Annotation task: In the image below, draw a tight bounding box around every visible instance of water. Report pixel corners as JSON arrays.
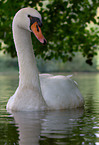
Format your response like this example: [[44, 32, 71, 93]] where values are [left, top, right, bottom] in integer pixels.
[[0, 72, 99, 145]]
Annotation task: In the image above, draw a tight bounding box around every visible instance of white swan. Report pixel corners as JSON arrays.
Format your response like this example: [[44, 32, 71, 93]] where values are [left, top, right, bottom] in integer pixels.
[[7, 7, 84, 111]]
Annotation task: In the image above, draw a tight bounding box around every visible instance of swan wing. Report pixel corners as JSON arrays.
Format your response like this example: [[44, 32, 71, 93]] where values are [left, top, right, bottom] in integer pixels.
[[40, 75, 84, 110]]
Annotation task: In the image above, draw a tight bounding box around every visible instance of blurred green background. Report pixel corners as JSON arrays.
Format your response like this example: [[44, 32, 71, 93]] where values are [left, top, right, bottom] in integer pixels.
[[0, 0, 99, 73]]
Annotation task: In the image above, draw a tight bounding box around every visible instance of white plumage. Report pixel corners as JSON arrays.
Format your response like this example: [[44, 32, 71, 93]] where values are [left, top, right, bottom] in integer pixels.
[[7, 8, 84, 111]]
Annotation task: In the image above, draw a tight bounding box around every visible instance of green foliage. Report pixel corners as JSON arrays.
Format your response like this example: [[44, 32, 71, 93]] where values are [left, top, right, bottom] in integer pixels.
[[0, 0, 99, 65]]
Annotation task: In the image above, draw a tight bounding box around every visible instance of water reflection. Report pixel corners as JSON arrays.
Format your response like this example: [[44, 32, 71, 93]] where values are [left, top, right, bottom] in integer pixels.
[[12, 109, 84, 145], [12, 111, 41, 145], [0, 73, 99, 144]]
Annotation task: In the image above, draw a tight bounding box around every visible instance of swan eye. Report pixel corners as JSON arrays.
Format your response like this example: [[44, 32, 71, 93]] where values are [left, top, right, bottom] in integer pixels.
[[28, 14, 31, 18]]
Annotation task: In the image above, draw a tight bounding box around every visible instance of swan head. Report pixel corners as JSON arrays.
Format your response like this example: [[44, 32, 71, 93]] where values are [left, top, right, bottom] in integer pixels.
[[13, 7, 47, 44]]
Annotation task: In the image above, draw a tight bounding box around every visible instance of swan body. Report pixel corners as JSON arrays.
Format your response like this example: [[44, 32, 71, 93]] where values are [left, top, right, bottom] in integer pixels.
[[7, 8, 84, 111]]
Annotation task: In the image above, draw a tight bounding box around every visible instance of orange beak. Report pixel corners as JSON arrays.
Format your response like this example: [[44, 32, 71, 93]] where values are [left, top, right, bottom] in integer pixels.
[[31, 22, 47, 45]]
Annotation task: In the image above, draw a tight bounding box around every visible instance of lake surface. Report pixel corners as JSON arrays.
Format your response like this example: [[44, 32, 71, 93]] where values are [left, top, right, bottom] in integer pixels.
[[0, 72, 99, 145]]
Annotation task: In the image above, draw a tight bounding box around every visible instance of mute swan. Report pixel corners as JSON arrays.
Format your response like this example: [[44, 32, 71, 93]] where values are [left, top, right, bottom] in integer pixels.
[[7, 7, 84, 111]]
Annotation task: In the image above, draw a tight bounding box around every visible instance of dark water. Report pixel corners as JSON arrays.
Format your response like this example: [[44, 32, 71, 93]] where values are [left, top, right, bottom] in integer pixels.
[[0, 72, 99, 145]]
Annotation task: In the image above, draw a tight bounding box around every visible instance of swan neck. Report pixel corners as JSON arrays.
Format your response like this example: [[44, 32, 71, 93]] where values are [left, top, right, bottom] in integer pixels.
[[13, 24, 40, 89]]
